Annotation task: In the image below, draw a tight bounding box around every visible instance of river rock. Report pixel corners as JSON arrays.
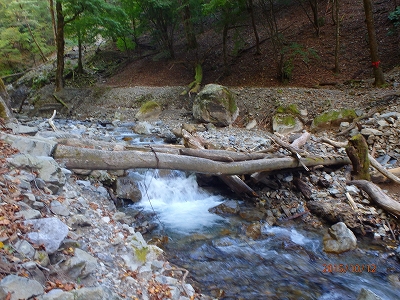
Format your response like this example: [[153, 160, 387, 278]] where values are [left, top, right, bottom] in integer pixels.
[[323, 222, 357, 254], [0, 275, 44, 300], [61, 248, 98, 281], [14, 239, 36, 259], [114, 176, 142, 202], [272, 113, 304, 135], [0, 132, 57, 156], [356, 288, 382, 300], [25, 217, 69, 254], [209, 200, 240, 215], [7, 154, 66, 193], [193, 84, 239, 126], [311, 109, 357, 132], [135, 100, 162, 120]]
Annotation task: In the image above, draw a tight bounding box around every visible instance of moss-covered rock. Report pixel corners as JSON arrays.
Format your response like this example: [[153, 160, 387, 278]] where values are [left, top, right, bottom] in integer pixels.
[[272, 113, 304, 134], [135, 100, 162, 120], [311, 109, 357, 132], [193, 84, 239, 126]]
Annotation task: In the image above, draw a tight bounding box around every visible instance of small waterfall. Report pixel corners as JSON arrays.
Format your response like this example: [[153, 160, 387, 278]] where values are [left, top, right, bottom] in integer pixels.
[[131, 170, 226, 234]]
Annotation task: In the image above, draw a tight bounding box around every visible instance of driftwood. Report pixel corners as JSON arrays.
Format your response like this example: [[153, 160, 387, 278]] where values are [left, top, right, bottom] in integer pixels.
[[179, 148, 268, 162], [48, 110, 58, 132], [53, 144, 351, 175], [349, 180, 400, 217], [320, 137, 400, 185], [182, 129, 259, 198], [290, 132, 311, 149], [345, 134, 370, 180]]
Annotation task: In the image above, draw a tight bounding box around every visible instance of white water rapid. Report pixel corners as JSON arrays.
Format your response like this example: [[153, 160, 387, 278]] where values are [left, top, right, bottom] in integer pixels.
[[131, 170, 227, 234]]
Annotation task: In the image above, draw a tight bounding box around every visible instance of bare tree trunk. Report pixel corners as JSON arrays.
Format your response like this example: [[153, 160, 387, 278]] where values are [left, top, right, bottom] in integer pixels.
[[55, 1, 65, 92], [248, 0, 261, 54], [334, 0, 340, 73], [48, 0, 57, 45], [222, 24, 229, 74], [179, 0, 197, 50], [76, 29, 84, 74], [362, 0, 385, 86]]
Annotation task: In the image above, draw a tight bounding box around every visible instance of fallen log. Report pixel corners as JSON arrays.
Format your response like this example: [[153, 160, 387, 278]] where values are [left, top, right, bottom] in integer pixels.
[[53, 144, 351, 175], [179, 148, 268, 162], [349, 180, 400, 217], [182, 129, 259, 198]]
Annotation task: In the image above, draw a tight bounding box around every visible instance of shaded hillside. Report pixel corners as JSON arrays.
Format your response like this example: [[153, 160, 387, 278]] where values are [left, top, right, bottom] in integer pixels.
[[105, 0, 400, 88]]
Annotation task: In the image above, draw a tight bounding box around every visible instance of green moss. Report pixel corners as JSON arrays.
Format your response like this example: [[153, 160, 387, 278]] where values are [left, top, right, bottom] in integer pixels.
[[275, 114, 296, 126], [276, 104, 300, 115], [0, 103, 7, 119], [135, 247, 148, 263], [224, 88, 237, 114], [139, 100, 160, 114], [313, 109, 357, 127]]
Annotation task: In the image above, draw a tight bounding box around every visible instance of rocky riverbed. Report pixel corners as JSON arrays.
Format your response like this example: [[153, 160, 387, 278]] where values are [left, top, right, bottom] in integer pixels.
[[1, 83, 400, 299]]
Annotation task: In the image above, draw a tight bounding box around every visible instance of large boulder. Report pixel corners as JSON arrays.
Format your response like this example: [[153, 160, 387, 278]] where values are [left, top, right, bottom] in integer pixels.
[[323, 222, 357, 254], [0, 95, 13, 121], [193, 84, 239, 126], [311, 109, 357, 132]]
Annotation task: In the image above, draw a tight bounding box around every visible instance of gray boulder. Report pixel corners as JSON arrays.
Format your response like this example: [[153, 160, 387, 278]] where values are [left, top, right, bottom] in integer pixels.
[[61, 248, 98, 280], [193, 84, 239, 126], [323, 222, 357, 254], [115, 176, 142, 202], [0, 133, 57, 156], [272, 113, 304, 135], [0, 275, 44, 300], [7, 153, 66, 193], [25, 217, 69, 254]]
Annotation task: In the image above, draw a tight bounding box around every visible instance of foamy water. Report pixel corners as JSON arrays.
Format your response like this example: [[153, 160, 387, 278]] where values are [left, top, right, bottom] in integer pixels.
[[132, 170, 226, 234]]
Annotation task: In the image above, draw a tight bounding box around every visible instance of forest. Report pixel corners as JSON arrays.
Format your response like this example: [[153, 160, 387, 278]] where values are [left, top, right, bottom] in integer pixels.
[[1, 0, 400, 89]]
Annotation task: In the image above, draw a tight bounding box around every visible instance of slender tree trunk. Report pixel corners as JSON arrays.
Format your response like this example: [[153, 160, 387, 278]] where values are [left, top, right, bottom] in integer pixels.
[[55, 1, 65, 92], [48, 0, 57, 45], [180, 0, 197, 50], [334, 0, 340, 73], [362, 0, 385, 86], [310, 0, 320, 36], [77, 29, 84, 74], [22, 12, 48, 63], [248, 0, 261, 54], [222, 23, 229, 74]]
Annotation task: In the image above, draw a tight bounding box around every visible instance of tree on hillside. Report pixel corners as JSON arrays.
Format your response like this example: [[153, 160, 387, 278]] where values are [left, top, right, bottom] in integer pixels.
[[135, 0, 180, 59], [0, 0, 54, 76], [296, 0, 321, 36], [179, 0, 198, 50], [362, 0, 385, 86], [65, 2, 129, 74], [203, 0, 248, 74], [54, 0, 130, 91]]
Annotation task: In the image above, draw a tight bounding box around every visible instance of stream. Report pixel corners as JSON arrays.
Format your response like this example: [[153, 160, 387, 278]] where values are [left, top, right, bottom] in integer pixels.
[[49, 119, 400, 299], [123, 170, 400, 300]]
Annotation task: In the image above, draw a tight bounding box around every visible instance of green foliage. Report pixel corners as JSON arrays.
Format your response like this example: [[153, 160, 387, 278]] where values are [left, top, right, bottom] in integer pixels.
[[0, 0, 55, 76], [280, 42, 319, 82], [116, 37, 136, 52], [135, 247, 148, 263], [139, 100, 160, 113], [388, 6, 400, 34], [276, 103, 300, 115]]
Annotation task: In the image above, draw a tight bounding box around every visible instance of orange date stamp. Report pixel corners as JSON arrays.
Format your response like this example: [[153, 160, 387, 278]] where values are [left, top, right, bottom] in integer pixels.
[[322, 263, 376, 274]]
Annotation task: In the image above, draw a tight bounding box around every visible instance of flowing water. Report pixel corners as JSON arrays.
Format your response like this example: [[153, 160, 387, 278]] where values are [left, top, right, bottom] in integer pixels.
[[125, 170, 400, 300]]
